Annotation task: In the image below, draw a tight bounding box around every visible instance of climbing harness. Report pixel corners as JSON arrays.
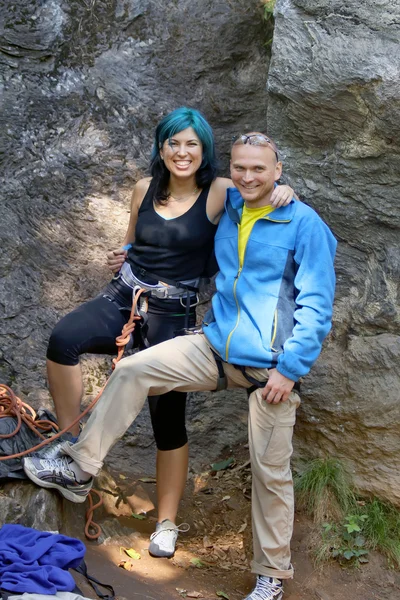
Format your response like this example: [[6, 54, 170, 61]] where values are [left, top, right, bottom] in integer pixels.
[[211, 352, 301, 396], [119, 261, 200, 330]]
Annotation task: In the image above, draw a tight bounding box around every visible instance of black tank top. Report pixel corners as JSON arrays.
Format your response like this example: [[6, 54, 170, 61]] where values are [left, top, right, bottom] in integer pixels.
[[127, 179, 218, 281]]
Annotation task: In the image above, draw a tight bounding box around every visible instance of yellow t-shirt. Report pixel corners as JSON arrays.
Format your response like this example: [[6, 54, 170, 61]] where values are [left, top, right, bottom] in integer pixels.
[[238, 204, 275, 267]]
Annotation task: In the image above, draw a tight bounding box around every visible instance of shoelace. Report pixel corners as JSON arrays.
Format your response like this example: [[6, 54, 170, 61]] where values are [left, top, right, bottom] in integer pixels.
[[149, 522, 190, 541], [250, 577, 283, 600], [40, 455, 72, 473], [39, 435, 70, 458]]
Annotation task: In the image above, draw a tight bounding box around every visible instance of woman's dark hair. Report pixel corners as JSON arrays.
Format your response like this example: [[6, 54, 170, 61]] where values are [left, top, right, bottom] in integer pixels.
[[150, 107, 218, 205]]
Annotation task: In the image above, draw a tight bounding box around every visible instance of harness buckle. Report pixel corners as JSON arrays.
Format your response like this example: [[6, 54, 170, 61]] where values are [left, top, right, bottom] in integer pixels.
[[151, 287, 170, 299], [179, 293, 199, 308]]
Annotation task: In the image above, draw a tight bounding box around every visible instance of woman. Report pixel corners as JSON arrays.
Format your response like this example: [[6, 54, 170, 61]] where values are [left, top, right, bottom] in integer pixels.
[[44, 107, 294, 557]]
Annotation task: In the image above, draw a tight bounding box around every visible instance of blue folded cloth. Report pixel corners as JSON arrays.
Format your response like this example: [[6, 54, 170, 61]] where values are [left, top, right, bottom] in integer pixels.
[[0, 524, 85, 595]]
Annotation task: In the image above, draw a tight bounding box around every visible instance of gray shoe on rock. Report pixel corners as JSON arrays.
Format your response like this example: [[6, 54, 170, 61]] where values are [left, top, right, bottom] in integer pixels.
[[243, 576, 283, 600], [22, 455, 92, 503], [148, 519, 190, 558], [35, 432, 78, 459]]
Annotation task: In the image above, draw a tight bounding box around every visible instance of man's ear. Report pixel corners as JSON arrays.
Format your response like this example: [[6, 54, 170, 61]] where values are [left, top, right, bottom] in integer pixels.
[[274, 161, 283, 181]]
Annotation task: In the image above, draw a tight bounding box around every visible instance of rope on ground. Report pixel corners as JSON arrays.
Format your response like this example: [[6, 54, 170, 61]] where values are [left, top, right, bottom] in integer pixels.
[[0, 384, 57, 440], [0, 287, 145, 541], [85, 489, 104, 540]]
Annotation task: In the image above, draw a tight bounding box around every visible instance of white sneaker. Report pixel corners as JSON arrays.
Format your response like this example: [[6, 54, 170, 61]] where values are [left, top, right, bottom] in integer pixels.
[[243, 576, 283, 600], [148, 519, 190, 558]]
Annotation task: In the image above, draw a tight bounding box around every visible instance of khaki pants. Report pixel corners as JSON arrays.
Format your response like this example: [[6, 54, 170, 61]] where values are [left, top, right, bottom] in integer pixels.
[[63, 333, 300, 579]]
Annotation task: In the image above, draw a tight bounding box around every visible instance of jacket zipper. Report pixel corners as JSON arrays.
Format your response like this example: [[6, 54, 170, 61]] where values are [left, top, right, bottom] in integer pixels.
[[225, 218, 251, 360], [270, 309, 278, 351], [225, 267, 241, 360], [263, 216, 291, 223]]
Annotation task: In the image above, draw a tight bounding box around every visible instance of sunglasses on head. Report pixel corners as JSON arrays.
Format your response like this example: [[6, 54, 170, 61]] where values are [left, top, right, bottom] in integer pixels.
[[232, 134, 279, 161]]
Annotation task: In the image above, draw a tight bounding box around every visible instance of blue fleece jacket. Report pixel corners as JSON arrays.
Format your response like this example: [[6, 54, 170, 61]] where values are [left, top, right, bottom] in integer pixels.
[[203, 188, 337, 381], [0, 524, 85, 595]]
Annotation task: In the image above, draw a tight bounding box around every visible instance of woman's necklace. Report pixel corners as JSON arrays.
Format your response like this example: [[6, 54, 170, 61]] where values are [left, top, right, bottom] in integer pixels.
[[168, 187, 199, 202]]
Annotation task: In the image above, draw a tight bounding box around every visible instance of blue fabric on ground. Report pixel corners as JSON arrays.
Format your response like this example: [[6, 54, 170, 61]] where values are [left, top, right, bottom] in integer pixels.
[[0, 524, 85, 595]]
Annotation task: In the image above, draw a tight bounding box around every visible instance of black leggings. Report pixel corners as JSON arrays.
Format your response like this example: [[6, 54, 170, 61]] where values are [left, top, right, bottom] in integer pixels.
[[46, 278, 195, 451]]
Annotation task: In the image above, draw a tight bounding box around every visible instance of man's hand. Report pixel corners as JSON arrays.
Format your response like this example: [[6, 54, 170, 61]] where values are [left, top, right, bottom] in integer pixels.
[[106, 248, 127, 273], [270, 184, 294, 208], [261, 368, 295, 404]]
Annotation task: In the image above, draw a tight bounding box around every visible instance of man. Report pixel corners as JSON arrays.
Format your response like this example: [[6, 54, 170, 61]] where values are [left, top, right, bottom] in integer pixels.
[[24, 133, 336, 600]]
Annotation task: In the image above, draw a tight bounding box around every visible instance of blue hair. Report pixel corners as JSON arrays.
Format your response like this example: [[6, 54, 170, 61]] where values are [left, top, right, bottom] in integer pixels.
[[150, 107, 218, 204]]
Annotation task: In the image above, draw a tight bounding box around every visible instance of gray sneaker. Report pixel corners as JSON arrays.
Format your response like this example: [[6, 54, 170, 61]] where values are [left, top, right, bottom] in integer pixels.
[[35, 432, 78, 460], [243, 576, 283, 600], [148, 519, 190, 558], [22, 455, 92, 503]]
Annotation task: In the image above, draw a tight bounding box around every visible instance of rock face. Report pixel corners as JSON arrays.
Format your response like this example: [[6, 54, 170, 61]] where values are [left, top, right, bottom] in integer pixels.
[[268, 0, 400, 504], [0, 0, 268, 473], [0, 0, 399, 506]]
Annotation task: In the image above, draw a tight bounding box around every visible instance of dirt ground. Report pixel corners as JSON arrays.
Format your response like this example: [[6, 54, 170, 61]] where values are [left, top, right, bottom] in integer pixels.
[[73, 445, 400, 600]]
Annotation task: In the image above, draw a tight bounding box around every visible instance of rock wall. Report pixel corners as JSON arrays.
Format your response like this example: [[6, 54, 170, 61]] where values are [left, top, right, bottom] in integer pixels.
[[0, 0, 271, 473], [268, 0, 400, 504], [1, 0, 399, 504]]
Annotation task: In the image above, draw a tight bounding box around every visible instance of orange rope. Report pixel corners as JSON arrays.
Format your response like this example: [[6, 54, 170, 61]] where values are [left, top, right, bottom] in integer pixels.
[[0, 385, 57, 440], [0, 287, 146, 540], [85, 489, 104, 540]]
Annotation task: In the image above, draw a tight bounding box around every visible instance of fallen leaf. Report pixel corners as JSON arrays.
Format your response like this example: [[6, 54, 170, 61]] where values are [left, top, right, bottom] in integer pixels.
[[238, 520, 248, 533], [118, 560, 133, 570], [203, 535, 213, 548], [138, 477, 157, 483], [187, 592, 203, 598], [221, 495, 231, 502], [120, 547, 141, 560], [216, 592, 230, 600], [213, 547, 227, 560], [190, 558, 204, 568], [176, 589, 187, 597], [119, 474, 127, 480], [131, 512, 147, 520], [210, 457, 235, 472]]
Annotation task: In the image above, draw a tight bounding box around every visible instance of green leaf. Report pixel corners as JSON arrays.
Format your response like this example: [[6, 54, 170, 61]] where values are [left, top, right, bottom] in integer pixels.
[[210, 457, 235, 472], [190, 558, 204, 568], [343, 550, 355, 560], [131, 513, 146, 520], [354, 535, 366, 547], [358, 556, 369, 563], [216, 592, 230, 600], [345, 523, 361, 533]]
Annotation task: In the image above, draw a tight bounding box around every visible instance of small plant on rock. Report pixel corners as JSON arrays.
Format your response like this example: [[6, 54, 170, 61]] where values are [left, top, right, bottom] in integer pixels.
[[317, 515, 369, 567], [295, 457, 400, 569], [262, 0, 276, 21], [295, 458, 356, 523]]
